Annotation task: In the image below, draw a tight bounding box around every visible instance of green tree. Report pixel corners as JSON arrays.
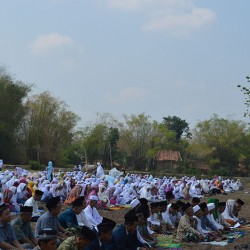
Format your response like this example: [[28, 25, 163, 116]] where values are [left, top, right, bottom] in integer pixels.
[[162, 116, 191, 142], [21, 91, 79, 164], [78, 124, 119, 167], [117, 113, 153, 169], [189, 114, 250, 175], [237, 76, 250, 117], [0, 67, 31, 162], [117, 113, 176, 170]]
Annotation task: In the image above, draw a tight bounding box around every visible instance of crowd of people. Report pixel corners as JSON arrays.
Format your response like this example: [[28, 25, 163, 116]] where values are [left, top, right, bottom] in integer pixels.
[[0, 161, 246, 250]]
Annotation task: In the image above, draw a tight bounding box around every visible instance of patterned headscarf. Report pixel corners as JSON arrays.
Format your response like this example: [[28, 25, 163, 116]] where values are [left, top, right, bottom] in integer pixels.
[[3, 189, 13, 203]]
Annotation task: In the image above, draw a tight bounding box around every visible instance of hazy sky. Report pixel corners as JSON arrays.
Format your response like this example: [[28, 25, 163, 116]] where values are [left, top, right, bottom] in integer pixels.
[[1, 0, 249, 129]]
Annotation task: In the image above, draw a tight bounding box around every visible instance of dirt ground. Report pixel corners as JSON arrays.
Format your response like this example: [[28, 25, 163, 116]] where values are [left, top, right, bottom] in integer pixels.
[[99, 178, 250, 250]]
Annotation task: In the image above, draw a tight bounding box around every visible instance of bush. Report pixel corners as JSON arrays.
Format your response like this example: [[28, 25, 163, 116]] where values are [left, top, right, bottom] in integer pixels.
[[29, 160, 40, 170]]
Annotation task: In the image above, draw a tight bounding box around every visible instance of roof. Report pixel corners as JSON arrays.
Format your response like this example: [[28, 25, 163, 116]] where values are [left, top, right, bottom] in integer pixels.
[[156, 150, 181, 161]]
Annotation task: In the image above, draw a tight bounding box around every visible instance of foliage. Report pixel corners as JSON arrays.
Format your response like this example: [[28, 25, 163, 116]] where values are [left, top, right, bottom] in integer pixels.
[[189, 114, 250, 175], [75, 115, 120, 167], [116, 114, 177, 169], [0, 67, 31, 162], [237, 76, 250, 117], [162, 116, 191, 142], [20, 91, 79, 164], [29, 160, 40, 170]]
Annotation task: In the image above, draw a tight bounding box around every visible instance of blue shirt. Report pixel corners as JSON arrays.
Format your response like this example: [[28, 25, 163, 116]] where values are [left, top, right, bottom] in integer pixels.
[[35, 211, 60, 237], [0, 222, 17, 244], [58, 208, 78, 229]]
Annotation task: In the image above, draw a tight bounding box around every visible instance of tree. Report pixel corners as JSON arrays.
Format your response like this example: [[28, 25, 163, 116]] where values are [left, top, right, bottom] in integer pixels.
[[189, 114, 250, 175], [77, 123, 119, 167], [117, 113, 176, 169], [237, 76, 250, 117], [117, 113, 154, 169], [21, 91, 79, 164], [162, 116, 191, 142], [0, 67, 31, 162]]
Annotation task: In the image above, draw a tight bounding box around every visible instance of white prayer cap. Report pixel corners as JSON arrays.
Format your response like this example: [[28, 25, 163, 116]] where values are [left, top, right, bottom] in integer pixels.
[[207, 203, 215, 211], [130, 198, 140, 208], [193, 205, 201, 213], [90, 195, 99, 201]]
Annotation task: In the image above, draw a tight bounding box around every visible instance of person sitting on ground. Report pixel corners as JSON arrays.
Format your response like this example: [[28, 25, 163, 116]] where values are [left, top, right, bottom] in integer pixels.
[[217, 202, 231, 229], [136, 210, 157, 248], [59, 196, 85, 234], [17, 183, 31, 205], [133, 200, 156, 248], [35, 196, 73, 244], [41, 184, 52, 203], [155, 200, 172, 234], [33, 229, 57, 250], [58, 225, 96, 250], [191, 197, 200, 207], [221, 199, 240, 225], [83, 195, 103, 230], [206, 203, 224, 231], [233, 199, 245, 223], [176, 203, 204, 242], [193, 205, 213, 241], [198, 202, 217, 231], [85, 217, 117, 250], [24, 189, 44, 222], [112, 210, 147, 250], [148, 202, 161, 233], [0, 203, 25, 250], [11, 206, 37, 249], [162, 203, 179, 231], [97, 185, 110, 209], [175, 200, 186, 226]]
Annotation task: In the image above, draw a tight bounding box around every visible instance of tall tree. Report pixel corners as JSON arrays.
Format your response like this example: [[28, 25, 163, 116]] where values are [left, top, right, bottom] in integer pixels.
[[0, 67, 31, 162], [189, 114, 250, 175], [162, 116, 191, 142], [21, 91, 79, 164], [237, 76, 250, 117]]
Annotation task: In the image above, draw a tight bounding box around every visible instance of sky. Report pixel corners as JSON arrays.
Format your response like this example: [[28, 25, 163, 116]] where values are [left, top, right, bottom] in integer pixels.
[[0, 0, 250, 129]]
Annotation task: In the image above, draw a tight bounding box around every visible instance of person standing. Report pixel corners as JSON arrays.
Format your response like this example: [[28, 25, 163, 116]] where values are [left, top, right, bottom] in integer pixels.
[[47, 161, 54, 182]]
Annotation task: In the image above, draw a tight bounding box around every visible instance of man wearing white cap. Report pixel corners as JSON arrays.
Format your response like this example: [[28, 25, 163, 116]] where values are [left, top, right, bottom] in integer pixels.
[[206, 203, 224, 231], [193, 205, 210, 237], [130, 198, 140, 209], [83, 195, 103, 230]]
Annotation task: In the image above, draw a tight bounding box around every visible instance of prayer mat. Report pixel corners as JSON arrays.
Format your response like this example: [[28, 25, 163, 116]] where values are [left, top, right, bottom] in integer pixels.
[[107, 205, 125, 211], [157, 235, 182, 249], [227, 231, 245, 243], [200, 241, 228, 246]]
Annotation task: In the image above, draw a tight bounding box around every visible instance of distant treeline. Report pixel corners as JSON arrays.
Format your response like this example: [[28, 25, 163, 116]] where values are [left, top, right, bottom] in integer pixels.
[[1, 67, 250, 176]]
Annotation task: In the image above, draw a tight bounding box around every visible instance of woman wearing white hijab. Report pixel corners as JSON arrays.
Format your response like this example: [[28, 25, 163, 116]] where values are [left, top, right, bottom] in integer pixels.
[[222, 199, 238, 224], [97, 185, 110, 208], [9, 186, 20, 213], [41, 184, 52, 202], [140, 185, 152, 201], [16, 183, 29, 204]]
